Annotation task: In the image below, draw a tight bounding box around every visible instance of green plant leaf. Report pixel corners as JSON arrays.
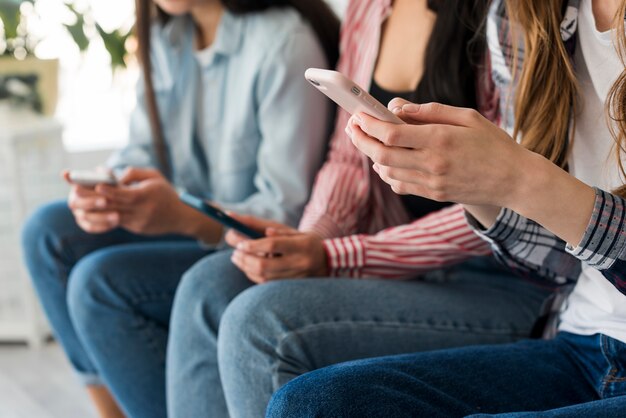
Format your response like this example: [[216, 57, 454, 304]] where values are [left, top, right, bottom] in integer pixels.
[[0, 0, 24, 40], [96, 23, 131, 69], [63, 3, 89, 51]]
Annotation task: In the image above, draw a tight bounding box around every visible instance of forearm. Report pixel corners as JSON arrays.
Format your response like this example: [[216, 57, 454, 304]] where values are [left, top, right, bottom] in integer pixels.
[[506, 150, 596, 247], [462, 204, 503, 230], [178, 207, 224, 244], [325, 205, 491, 279]]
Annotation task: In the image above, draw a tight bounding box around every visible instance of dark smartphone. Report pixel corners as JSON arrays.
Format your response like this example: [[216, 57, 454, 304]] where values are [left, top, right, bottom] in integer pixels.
[[179, 191, 264, 240]]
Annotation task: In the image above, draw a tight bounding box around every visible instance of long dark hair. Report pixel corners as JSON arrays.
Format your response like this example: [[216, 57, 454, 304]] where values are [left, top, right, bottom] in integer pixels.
[[134, 0, 340, 177], [415, 0, 489, 108]]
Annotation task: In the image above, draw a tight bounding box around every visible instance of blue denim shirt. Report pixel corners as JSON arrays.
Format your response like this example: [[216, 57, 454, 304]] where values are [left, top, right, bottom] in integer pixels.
[[108, 8, 331, 226]]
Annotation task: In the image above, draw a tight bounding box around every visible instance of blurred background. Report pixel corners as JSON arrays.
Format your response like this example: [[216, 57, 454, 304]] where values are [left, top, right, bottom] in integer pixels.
[[0, 1, 347, 417]]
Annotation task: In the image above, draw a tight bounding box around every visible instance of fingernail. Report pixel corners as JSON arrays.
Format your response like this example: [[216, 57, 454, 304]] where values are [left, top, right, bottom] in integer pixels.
[[372, 163, 380, 173], [402, 104, 420, 113], [352, 114, 362, 125], [237, 242, 248, 251], [391, 106, 402, 115], [96, 198, 106, 208], [344, 125, 352, 138]]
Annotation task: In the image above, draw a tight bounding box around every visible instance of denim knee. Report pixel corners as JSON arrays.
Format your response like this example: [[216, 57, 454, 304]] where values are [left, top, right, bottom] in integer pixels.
[[22, 201, 73, 280], [172, 252, 238, 333], [265, 371, 335, 418], [66, 250, 125, 346], [218, 282, 290, 353]]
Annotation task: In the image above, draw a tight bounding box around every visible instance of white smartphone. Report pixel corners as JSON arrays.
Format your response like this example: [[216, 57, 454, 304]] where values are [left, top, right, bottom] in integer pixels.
[[67, 170, 117, 187], [305, 68, 405, 125]]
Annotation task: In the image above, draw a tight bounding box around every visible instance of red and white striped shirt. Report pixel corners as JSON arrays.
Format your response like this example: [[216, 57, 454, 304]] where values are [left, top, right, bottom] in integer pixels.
[[298, 0, 492, 279]]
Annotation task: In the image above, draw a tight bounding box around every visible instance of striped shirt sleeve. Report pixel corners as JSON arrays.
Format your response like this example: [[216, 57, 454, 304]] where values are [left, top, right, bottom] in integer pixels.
[[298, 110, 371, 238], [323, 205, 491, 279]]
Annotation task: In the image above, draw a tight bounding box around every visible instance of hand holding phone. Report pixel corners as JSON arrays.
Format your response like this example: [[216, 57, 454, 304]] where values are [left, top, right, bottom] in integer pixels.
[[305, 68, 405, 125], [67, 170, 117, 187], [179, 192, 265, 240]]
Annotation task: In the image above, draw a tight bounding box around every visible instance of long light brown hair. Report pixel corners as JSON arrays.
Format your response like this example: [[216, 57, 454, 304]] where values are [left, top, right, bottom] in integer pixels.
[[505, 1, 578, 170], [506, 0, 626, 198], [608, 1, 626, 196]]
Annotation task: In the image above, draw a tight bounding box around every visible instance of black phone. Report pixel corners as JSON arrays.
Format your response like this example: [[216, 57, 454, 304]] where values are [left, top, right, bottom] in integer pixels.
[[179, 192, 264, 240]]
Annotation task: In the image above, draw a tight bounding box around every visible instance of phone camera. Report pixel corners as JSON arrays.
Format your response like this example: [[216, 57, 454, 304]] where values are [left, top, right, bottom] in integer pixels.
[[351, 86, 361, 96], [308, 79, 321, 87]]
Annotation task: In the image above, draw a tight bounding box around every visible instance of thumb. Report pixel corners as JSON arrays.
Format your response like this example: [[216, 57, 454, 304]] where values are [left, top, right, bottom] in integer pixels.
[[388, 97, 412, 114], [119, 167, 161, 185], [395, 102, 479, 127], [266, 227, 299, 237]]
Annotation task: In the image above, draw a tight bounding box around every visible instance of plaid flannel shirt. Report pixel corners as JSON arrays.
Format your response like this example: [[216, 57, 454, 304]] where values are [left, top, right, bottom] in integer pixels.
[[469, 0, 626, 302]]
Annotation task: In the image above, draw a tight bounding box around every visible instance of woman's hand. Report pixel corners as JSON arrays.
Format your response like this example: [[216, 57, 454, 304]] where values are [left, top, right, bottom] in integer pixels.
[[225, 215, 328, 284], [64, 171, 120, 234], [95, 168, 221, 239], [347, 101, 528, 208], [349, 99, 596, 246]]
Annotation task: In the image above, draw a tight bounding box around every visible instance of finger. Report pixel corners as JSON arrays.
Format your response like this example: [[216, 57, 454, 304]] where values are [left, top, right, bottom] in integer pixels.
[[95, 184, 141, 206], [399, 102, 483, 128], [72, 184, 103, 198], [373, 167, 450, 202], [69, 189, 108, 211], [350, 125, 430, 169], [237, 236, 301, 256], [74, 209, 120, 226], [265, 227, 300, 237], [232, 249, 288, 276], [118, 167, 161, 185], [351, 112, 439, 148], [225, 229, 249, 248], [373, 164, 432, 185], [388, 97, 412, 113]]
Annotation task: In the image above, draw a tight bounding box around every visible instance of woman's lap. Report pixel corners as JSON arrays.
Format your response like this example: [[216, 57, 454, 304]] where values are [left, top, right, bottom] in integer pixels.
[[214, 256, 553, 417], [267, 332, 626, 418]]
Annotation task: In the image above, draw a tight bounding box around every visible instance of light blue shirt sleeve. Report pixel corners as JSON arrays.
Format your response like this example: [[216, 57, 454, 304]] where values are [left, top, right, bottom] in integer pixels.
[[219, 26, 331, 227]]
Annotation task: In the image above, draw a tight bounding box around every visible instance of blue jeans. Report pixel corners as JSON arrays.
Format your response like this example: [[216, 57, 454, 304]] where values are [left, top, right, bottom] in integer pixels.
[[167, 250, 553, 418], [21, 201, 211, 418], [267, 332, 626, 418]]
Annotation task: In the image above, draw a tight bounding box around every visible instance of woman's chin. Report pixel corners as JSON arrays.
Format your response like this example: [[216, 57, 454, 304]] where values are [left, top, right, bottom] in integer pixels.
[[154, 0, 195, 16]]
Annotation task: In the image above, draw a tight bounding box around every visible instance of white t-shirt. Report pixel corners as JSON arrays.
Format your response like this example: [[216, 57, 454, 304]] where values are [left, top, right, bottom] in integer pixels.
[[558, 0, 626, 342]]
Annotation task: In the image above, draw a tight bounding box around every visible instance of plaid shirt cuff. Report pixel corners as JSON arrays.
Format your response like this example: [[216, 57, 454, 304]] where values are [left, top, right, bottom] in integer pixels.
[[566, 188, 626, 270], [465, 208, 528, 249]]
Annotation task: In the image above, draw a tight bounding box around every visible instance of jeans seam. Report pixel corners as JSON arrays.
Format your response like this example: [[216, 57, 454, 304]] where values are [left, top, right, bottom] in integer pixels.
[[276, 319, 529, 341], [269, 319, 528, 392], [599, 335, 625, 398]]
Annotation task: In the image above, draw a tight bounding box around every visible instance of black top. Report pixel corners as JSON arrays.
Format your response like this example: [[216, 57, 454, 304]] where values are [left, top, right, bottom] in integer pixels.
[[369, 78, 452, 219]]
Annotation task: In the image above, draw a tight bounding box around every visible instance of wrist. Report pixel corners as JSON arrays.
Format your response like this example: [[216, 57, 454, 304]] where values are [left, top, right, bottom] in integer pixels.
[[179, 205, 223, 243], [506, 151, 595, 246]]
